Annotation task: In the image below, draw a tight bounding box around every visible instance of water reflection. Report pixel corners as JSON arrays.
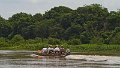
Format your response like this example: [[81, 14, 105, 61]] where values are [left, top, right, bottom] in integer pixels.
[[0, 50, 120, 68]]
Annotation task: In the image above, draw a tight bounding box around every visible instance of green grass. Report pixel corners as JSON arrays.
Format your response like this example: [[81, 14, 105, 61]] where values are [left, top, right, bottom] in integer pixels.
[[0, 43, 120, 56], [68, 44, 120, 56]]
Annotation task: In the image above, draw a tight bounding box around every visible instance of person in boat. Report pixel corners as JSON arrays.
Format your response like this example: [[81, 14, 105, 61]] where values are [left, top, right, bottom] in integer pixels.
[[60, 45, 65, 55], [41, 46, 48, 55], [47, 45, 54, 55], [54, 45, 60, 55], [66, 48, 70, 55]]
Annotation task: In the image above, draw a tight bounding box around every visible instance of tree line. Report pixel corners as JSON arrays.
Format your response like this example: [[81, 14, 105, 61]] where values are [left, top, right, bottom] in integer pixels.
[[0, 4, 120, 45]]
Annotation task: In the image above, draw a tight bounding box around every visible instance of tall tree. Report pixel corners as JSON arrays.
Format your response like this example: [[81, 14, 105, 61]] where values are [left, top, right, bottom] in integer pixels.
[[8, 12, 34, 38], [43, 6, 73, 19], [33, 13, 43, 22], [0, 16, 11, 38]]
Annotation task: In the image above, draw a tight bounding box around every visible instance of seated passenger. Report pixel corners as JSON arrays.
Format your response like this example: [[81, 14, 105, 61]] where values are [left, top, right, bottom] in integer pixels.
[[54, 45, 60, 55], [66, 48, 70, 55], [48, 45, 54, 54], [41, 47, 48, 55], [60, 45, 65, 55]]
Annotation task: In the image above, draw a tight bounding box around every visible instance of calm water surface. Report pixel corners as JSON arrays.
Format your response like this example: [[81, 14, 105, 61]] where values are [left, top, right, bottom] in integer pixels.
[[0, 50, 120, 68]]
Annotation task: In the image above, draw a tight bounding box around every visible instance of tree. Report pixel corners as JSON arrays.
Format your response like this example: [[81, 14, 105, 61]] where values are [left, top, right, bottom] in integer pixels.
[[33, 13, 43, 22], [21, 25, 35, 39], [0, 4, 120, 45], [48, 38, 61, 45], [80, 31, 91, 44], [64, 24, 83, 40], [43, 6, 73, 19], [107, 11, 120, 30], [34, 20, 54, 38], [68, 39, 81, 45], [49, 24, 65, 39], [110, 32, 120, 44], [57, 13, 74, 29], [0, 37, 9, 47], [76, 4, 109, 31], [11, 34, 25, 44], [8, 12, 34, 38], [90, 37, 103, 44], [0, 16, 11, 38], [9, 12, 33, 23]]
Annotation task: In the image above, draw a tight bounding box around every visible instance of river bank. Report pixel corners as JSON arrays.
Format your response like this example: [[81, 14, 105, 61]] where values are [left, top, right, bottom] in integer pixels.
[[0, 44, 120, 56]]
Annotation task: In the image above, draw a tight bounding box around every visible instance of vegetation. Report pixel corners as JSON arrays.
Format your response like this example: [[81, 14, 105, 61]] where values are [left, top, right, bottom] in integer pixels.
[[0, 4, 120, 55]]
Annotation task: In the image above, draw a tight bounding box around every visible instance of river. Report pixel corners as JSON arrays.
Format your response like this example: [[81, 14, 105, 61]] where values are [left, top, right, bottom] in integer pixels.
[[0, 50, 120, 68]]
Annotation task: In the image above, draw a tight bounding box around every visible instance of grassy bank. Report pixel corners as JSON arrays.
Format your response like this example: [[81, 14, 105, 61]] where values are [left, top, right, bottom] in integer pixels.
[[0, 42, 120, 56], [69, 44, 120, 56], [0, 37, 120, 56]]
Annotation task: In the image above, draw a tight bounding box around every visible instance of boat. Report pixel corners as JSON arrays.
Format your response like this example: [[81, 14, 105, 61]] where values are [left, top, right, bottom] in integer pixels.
[[37, 49, 70, 57]]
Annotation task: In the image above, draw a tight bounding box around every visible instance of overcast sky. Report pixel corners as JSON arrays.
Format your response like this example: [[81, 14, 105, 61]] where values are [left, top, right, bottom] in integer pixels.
[[0, 0, 120, 19]]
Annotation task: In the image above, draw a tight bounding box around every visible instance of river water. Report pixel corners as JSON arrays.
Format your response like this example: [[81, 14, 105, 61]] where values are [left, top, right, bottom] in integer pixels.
[[0, 50, 120, 68]]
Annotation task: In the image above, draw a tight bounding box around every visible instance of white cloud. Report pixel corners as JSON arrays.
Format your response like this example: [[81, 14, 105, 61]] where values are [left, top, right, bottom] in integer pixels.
[[29, 0, 38, 4], [0, 0, 120, 19], [29, 0, 43, 4]]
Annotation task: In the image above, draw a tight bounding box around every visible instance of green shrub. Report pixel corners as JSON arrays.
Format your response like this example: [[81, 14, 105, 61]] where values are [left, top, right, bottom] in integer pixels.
[[90, 37, 103, 44], [11, 34, 25, 44], [48, 38, 61, 45], [0, 37, 10, 47], [67, 39, 81, 45]]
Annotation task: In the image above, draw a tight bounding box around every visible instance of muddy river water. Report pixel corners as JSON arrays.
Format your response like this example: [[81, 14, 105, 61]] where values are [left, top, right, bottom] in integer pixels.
[[0, 50, 120, 68]]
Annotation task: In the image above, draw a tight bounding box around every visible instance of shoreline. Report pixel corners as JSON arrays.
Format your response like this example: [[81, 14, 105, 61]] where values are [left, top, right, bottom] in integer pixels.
[[0, 49, 120, 56], [0, 44, 120, 56]]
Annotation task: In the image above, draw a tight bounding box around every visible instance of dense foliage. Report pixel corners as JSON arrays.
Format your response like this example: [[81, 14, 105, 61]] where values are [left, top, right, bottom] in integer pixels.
[[0, 4, 120, 45]]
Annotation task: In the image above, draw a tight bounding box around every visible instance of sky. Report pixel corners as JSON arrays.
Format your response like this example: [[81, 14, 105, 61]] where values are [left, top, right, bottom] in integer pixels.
[[0, 0, 120, 19]]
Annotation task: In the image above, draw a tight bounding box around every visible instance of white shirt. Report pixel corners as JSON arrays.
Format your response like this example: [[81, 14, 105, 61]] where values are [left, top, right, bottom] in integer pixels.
[[54, 47, 60, 51], [42, 48, 47, 53], [48, 47, 54, 51]]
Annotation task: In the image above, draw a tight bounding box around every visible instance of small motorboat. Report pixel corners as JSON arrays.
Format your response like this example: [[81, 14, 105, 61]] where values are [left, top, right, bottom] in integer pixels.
[[37, 49, 70, 57]]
